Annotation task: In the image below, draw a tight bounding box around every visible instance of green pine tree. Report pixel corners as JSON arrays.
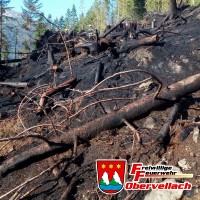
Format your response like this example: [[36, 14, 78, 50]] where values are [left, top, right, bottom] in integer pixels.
[[117, 0, 146, 20], [53, 17, 59, 30], [46, 14, 53, 30], [145, 0, 169, 12], [134, 0, 146, 19], [77, 12, 85, 31], [83, 8, 96, 31], [65, 8, 71, 30], [21, 0, 42, 52], [0, 0, 11, 61], [58, 15, 65, 29], [1, 32, 9, 60], [183, 0, 200, 6], [77, 0, 85, 30], [71, 4, 78, 30], [34, 13, 47, 41]]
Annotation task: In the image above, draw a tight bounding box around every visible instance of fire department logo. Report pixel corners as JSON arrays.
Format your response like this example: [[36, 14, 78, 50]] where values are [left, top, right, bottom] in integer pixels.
[[96, 159, 126, 194]]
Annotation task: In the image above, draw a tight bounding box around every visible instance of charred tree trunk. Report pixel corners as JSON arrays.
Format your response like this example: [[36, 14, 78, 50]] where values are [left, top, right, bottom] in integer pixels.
[[117, 35, 159, 54], [163, 0, 183, 22], [169, 0, 180, 19]]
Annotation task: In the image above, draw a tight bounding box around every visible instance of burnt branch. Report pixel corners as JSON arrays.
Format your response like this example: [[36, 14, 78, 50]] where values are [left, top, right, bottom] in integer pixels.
[[158, 102, 181, 143], [0, 158, 66, 199], [37, 77, 77, 114], [0, 74, 199, 178]]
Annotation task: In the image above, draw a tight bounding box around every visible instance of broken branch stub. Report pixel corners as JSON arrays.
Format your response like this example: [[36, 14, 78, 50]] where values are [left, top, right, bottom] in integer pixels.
[[158, 102, 181, 143], [47, 46, 56, 66], [37, 77, 77, 114], [0, 74, 200, 177], [94, 62, 104, 85]]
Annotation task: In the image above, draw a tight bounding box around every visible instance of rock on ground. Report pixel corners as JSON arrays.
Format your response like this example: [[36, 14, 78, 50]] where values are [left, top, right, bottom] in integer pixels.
[[144, 179, 184, 200]]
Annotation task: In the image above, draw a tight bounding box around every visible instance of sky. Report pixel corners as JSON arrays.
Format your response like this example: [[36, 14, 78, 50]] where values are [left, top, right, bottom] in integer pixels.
[[9, 0, 95, 19]]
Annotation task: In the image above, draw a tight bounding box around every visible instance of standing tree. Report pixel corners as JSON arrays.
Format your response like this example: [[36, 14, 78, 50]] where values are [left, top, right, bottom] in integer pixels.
[[169, 0, 180, 19], [164, 0, 188, 21], [53, 17, 59, 30], [65, 8, 71, 30], [0, 0, 11, 62], [71, 4, 78, 31], [93, 0, 101, 31], [78, 12, 85, 31], [83, 8, 96, 30], [78, 0, 85, 30], [101, 0, 111, 31], [46, 14, 54, 30], [134, 0, 146, 19], [108, 0, 116, 24], [58, 15, 65, 29], [115, 0, 146, 21], [21, 0, 42, 52], [145, 0, 169, 13], [34, 12, 47, 41]]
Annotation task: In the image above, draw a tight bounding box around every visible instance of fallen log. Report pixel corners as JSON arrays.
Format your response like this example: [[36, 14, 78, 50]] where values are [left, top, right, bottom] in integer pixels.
[[0, 74, 200, 177], [61, 177, 78, 200], [0, 81, 33, 88], [117, 35, 159, 54], [37, 77, 77, 113], [0, 100, 21, 108]]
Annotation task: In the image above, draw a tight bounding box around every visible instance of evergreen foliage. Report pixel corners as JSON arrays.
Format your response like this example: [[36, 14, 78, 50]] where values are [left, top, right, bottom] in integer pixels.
[[0, 0, 11, 60], [4, 0, 200, 59], [34, 13, 47, 40], [21, 0, 42, 51]]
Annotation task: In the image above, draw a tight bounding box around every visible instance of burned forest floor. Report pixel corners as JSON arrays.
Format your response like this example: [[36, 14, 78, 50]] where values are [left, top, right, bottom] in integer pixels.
[[0, 5, 200, 200]]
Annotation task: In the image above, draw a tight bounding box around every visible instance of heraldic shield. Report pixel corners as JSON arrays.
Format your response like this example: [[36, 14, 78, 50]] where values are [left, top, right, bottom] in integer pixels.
[[96, 159, 126, 194]]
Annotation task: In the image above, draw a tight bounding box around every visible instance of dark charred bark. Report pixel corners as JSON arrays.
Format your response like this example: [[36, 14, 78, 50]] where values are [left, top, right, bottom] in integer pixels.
[[164, 0, 184, 21], [60, 177, 79, 200], [136, 28, 154, 38], [0, 74, 200, 178], [117, 35, 159, 54], [94, 62, 104, 85], [158, 103, 181, 143], [95, 29, 100, 54], [47, 46, 56, 66], [37, 77, 77, 114], [76, 43, 99, 56], [0, 100, 21, 108], [169, 0, 180, 19]]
